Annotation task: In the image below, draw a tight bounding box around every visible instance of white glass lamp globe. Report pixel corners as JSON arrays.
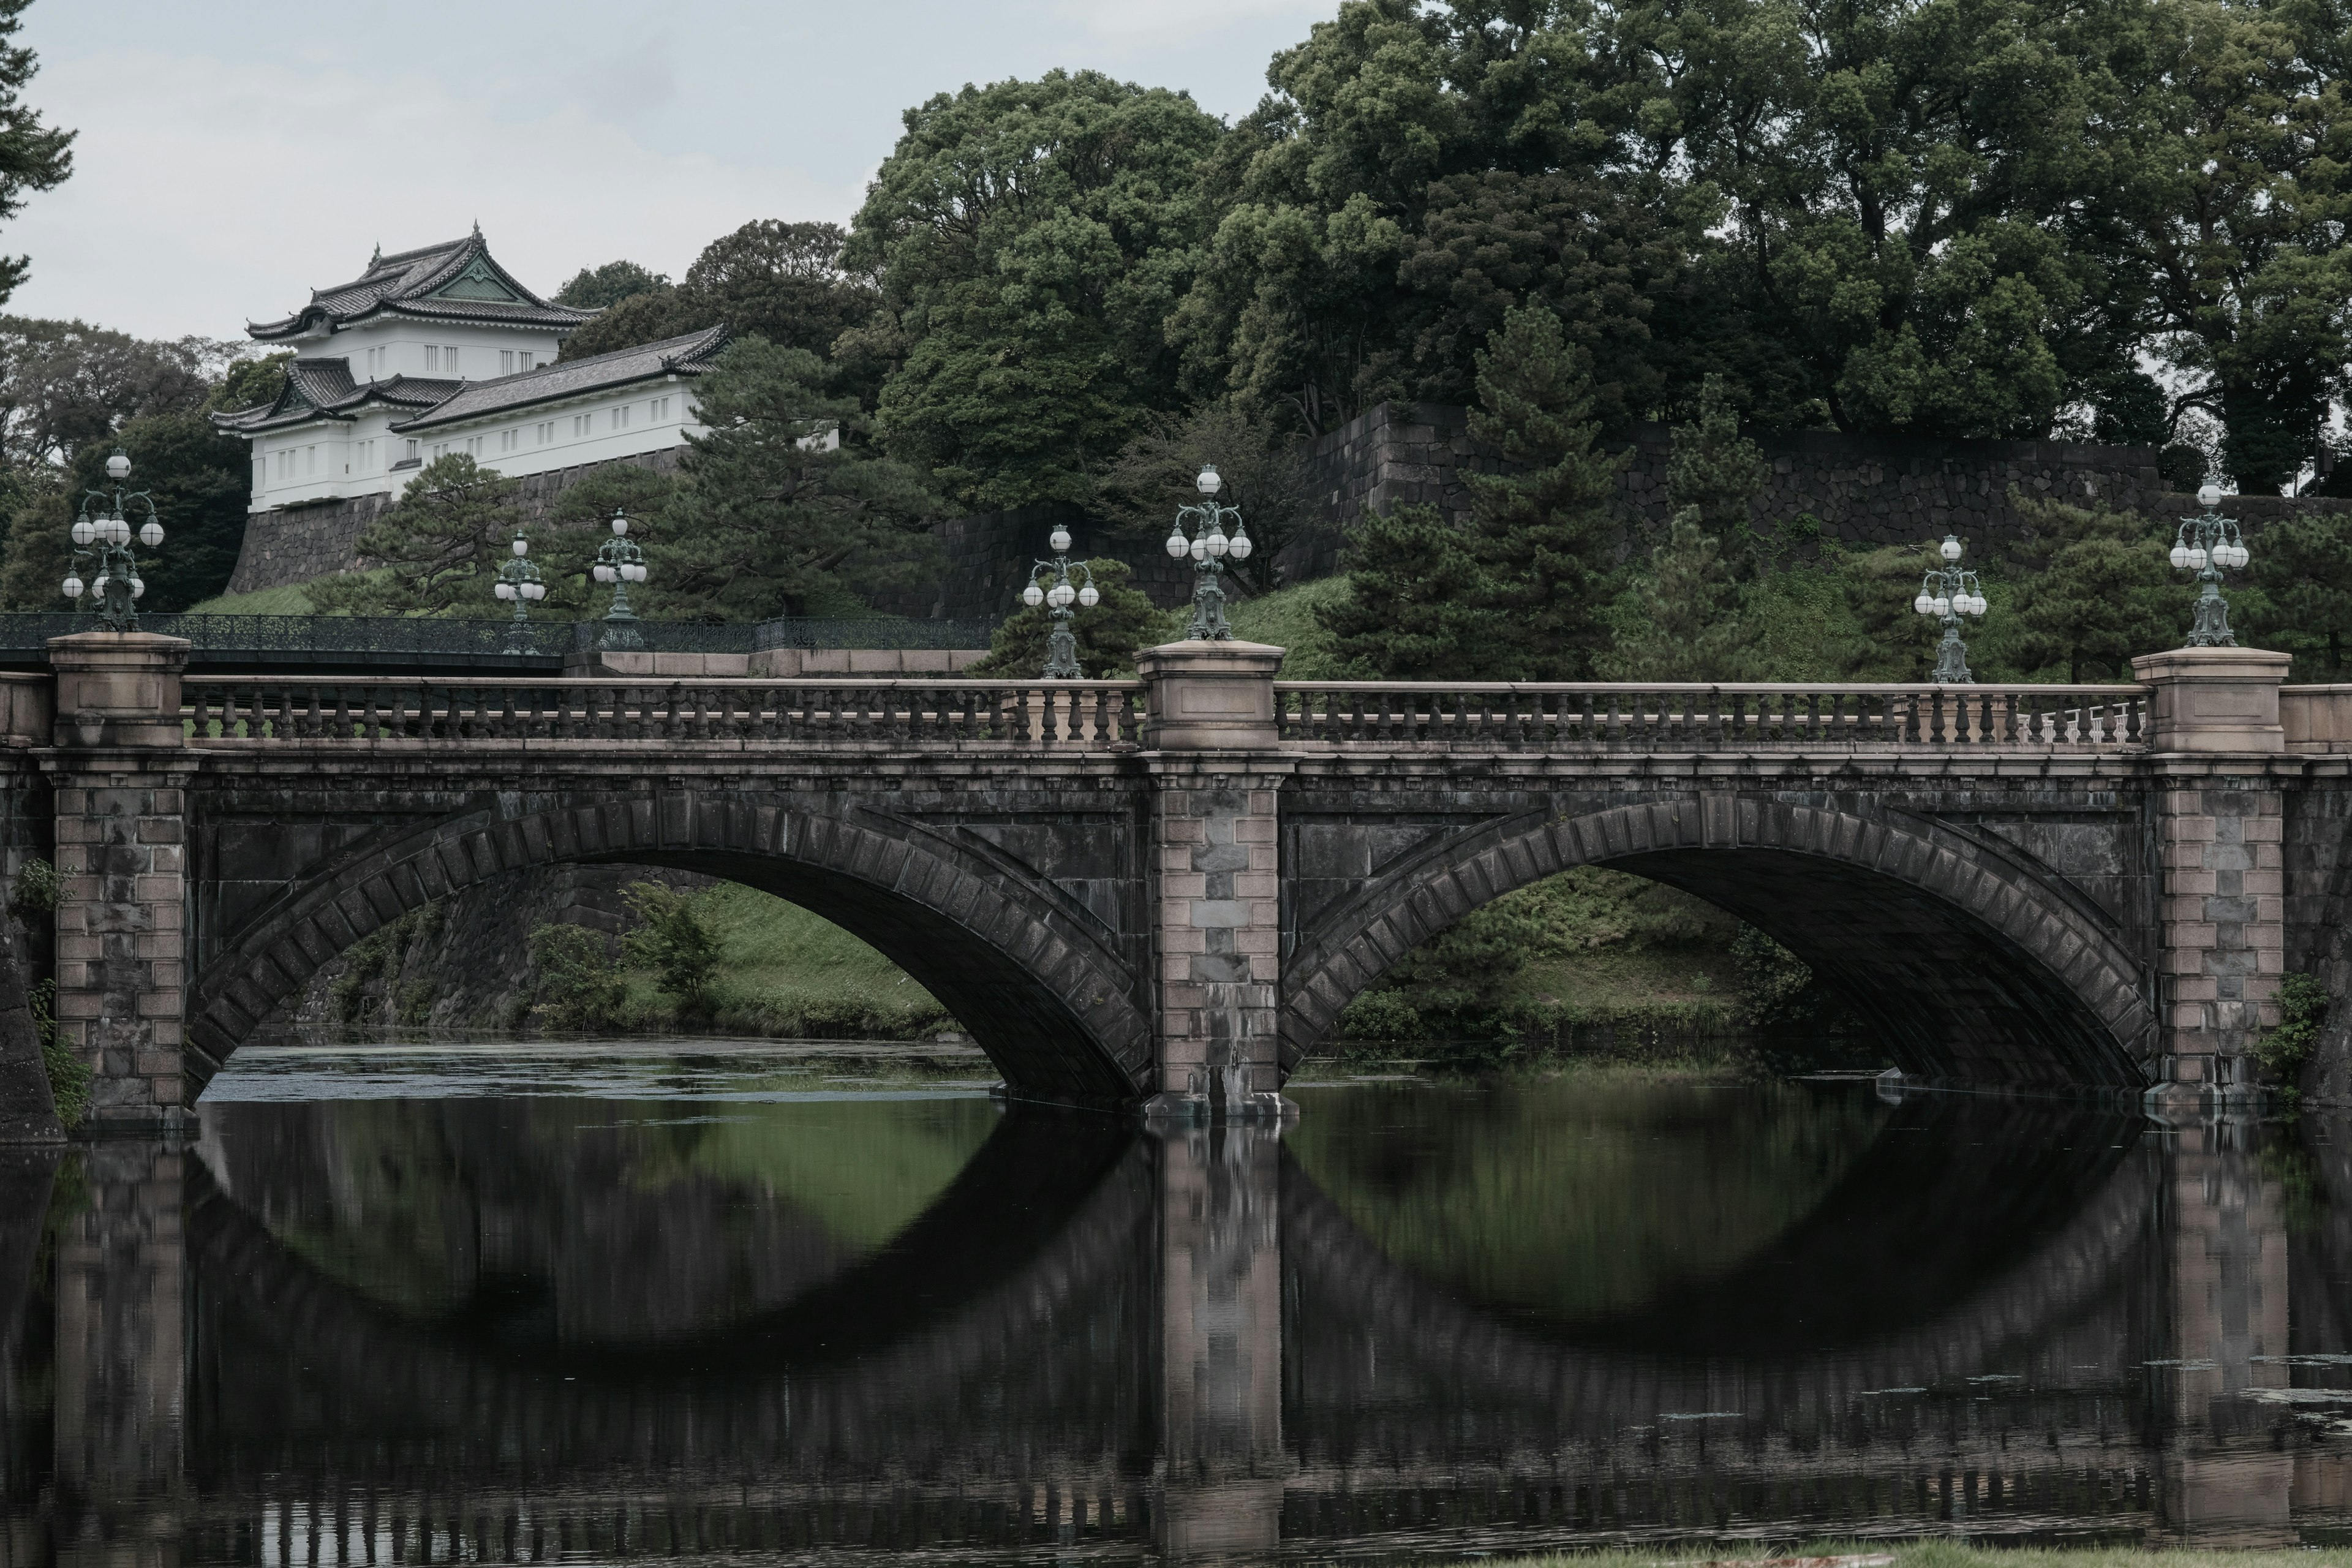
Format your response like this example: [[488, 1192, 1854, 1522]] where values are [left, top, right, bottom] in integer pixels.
[[1077, 582, 1099, 608], [1196, 464, 1222, 496], [1932, 595, 1951, 616], [2170, 543, 2190, 569], [129, 576, 144, 600], [624, 563, 646, 583], [1204, 527, 1229, 559], [1940, 535, 1962, 561], [1229, 530, 1253, 561], [611, 512, 630, 537], [527, 581, 546, 601], [594, 564, 616, 584], [1914, 592, 1934, 615], [92, 575, 108, 597], [1023, 582, 1046, 607], [1969, 595, 1988, 615], [70, 518, 94, 548], [1189, 535, 1208, 561], [138, 521, 164, 549], [494, 582, 515, 601], [1050, 582, 1076, 608], [511, 536, 529, 557], [2225, 542, 2249, 569], [2198, 482, 2223, 509], [61, 575, 80, 599], [105, 451, 129, 481], [2186, 545, 2209, 571], [1049, 526, 1072, 554], [1165, 527, 1187, 559]]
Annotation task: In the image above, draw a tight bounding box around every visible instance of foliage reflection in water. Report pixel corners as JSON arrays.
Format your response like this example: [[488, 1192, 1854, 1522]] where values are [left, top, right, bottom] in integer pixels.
[[1, 1046, 2349, 1564]]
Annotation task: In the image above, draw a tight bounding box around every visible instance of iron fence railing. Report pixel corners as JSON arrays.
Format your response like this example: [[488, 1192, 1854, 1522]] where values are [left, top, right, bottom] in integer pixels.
[[0, 612, 1000, 657], [1273, 682, 2151, 748], [183, 677, 1144, 749]]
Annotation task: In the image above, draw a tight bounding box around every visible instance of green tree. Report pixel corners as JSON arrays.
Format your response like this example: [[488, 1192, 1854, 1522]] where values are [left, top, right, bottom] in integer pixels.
[[1666, 374, 1768, 546], [1172, 3, 1694, 433], [643, 337, 943, 622], [554, 259, 669, 311], [1094, 403, 1307, 592], [970, 559, 1168, 677], [1833, 543, 1948, 679], [1460, 306, 1626, 678], [307, 455, 524, 617], [2248, 511, 2352, 677], [850, 70, 1223, 507], [206, 351, 291, 418], [0, 408, 249, 612], [0, 1, 73, 310], [2010, 495, 2182, 680], [1597, 510, 1749, 680], [1317, 503, 1506, 677], [559, 223, 877, 365], [2099, 0, 2352, 490], [0, 317, 221, 468], [620, 881, 721, 1014]]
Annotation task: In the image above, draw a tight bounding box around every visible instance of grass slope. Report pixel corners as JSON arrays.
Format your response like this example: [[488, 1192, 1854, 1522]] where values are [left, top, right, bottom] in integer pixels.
[[622, 882, 956, 1040]]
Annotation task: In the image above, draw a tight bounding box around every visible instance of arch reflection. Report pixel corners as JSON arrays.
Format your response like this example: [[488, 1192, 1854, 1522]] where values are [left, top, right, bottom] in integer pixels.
[[1, 1087, 2349, 1563]]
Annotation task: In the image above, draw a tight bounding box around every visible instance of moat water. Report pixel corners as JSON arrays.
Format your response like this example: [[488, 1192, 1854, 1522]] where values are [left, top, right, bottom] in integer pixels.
[[5, 1046, 2352, 1564]]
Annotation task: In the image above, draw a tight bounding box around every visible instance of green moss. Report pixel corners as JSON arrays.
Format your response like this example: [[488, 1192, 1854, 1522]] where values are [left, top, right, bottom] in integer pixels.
[[27, 978, 86, 1128]]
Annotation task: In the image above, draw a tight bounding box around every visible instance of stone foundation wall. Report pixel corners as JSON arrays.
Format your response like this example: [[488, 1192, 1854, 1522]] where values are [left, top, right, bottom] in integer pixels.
[[225, 447, 690, 596], [865, 503, 1199, 620], [1278, 401, 2352, 581]]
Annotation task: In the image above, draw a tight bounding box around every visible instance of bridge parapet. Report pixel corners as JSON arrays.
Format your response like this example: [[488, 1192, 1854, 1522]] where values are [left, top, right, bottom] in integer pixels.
[[181, 675, 1149, 751], [1275, 680, 2150, 750]]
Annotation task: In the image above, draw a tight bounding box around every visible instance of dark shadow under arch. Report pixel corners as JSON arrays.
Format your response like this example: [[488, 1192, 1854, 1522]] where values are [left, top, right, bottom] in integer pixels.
[[1282, 796, 2156, 1089], [189, 790, 1155, 1106]]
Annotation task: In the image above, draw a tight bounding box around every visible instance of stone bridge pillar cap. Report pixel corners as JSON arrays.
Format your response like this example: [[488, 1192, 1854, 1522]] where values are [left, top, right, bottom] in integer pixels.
[[2129, 646, 2291, 679], [2130, 644, 2291, 755], [1134, 639, 1286, 675]]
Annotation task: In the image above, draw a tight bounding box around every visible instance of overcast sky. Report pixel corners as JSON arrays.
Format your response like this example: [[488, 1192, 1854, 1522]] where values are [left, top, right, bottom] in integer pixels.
[[6, 0, 1336, 344]]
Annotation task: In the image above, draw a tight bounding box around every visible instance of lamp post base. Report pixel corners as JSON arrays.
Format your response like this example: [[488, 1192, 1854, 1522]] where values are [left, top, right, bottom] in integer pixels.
[[1932, 622, 1973, 684]]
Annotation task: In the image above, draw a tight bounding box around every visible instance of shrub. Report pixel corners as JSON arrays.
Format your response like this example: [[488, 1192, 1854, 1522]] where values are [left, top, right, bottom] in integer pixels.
[[620, 881, 722, 1012], [2256, 973, 2329, 1076], [10, 856, 59, 917], [1732, 924, 1816, 1027], [28, 978, 86, 1128], [527, 924, 627, 1034]]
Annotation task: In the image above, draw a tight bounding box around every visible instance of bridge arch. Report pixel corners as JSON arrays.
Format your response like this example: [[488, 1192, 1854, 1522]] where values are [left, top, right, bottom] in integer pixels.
[[1281, 793, 2158, 1088], [187, 786, 1155, 1105]]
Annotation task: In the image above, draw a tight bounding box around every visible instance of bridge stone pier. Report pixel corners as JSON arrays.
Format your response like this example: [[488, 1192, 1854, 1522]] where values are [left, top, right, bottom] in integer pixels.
[[0, 631, 2348, 1129]]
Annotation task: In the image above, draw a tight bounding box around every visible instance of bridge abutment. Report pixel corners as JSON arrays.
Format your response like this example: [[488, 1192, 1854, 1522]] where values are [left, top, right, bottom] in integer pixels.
[[1137, 642, 1293, 1123], [45, 635, 196, 1137], [2136, 649, 2294, 1102]]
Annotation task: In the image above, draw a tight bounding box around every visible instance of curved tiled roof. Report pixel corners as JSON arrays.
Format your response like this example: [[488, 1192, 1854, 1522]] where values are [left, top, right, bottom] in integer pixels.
[[209, 363, 464, 435], [392, 324, 732, 432], [247, 230, 594, 341]]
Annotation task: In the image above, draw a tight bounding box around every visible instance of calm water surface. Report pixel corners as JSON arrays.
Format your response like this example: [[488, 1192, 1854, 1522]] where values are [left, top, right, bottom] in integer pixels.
[[4, 1046, 2351, 1564]]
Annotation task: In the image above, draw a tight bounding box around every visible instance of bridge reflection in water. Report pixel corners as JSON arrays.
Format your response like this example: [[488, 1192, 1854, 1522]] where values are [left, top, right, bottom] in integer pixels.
[[6, 1081, 2352, 1565]]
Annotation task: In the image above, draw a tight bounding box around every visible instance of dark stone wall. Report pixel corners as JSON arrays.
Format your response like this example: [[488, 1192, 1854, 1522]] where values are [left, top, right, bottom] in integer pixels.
[[1278, 401, 2352, 582], [865, 503, 1200, 621], [225, 447, 690, 596]]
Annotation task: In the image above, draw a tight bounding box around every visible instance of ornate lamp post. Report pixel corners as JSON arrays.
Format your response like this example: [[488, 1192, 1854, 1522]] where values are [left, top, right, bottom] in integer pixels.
[[1912, 532, 1987, 684], [491, 530, 546, 654], [1022, 521, 1099, 678], [2169, 482, 2250, 647], [591, 508, 649, 652], [61, 448, 164, 631], [1164, 463, 1252, 641]]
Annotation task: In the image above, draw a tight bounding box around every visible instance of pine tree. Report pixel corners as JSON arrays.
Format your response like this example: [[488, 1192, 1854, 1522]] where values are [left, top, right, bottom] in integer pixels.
[[1666, 374, 1768, 567], [2248, 513, 2352, 679], [1595, 508, 1750, 680], [1317, 504, 1511, 679], [971, 559, 1170, 678], [0, 0, 72, 310], [1461, 306, 1626, 679], [307, 455, 527, 617], [2009, 495, 2180, 682]]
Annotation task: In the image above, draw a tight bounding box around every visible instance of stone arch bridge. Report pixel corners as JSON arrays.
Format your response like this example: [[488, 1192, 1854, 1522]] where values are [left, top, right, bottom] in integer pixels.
[[9, 631, 2349, 1131]]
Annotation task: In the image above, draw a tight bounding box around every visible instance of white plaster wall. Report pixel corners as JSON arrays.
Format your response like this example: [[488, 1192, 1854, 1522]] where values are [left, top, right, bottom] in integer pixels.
[[243, 383, 704, 511], [277, 318, 568, 383]]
